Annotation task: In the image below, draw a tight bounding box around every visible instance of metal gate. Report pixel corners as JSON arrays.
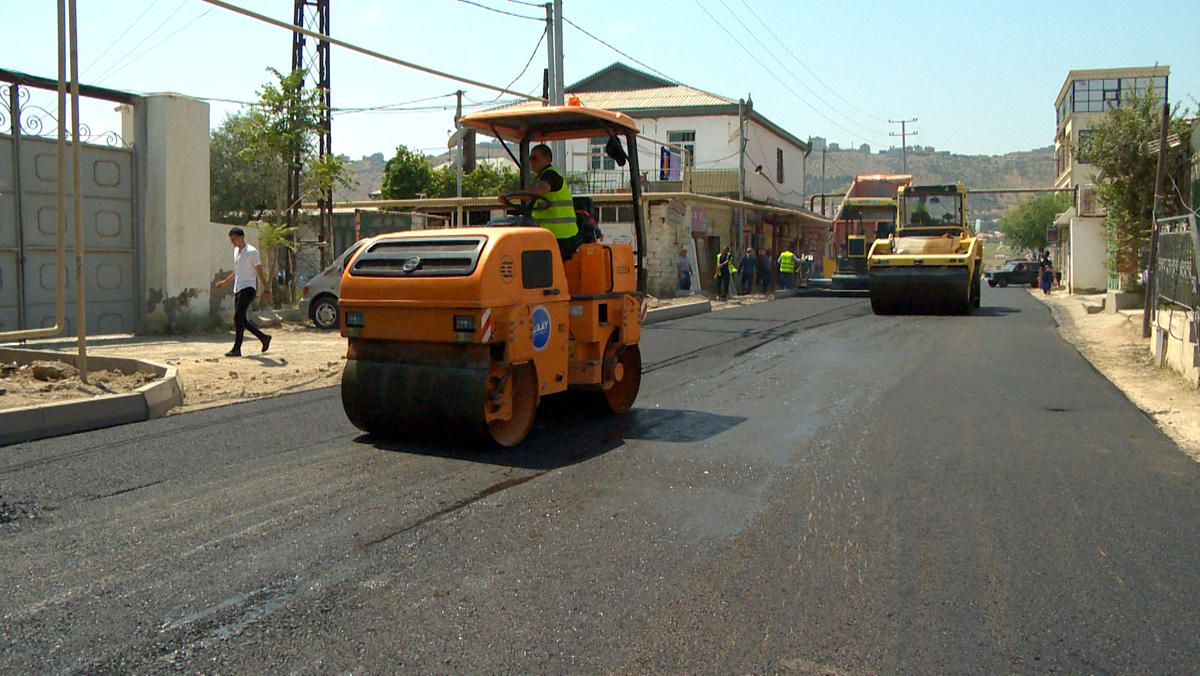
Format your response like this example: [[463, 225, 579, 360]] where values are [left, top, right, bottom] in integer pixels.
[[0, 71, 140, 336]]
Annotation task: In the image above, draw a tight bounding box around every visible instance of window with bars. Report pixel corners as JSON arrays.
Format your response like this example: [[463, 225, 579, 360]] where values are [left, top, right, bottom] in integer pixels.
[[589, 137, 615, 170], [776, 148, 784, 183], [667, 130, 696, 166]]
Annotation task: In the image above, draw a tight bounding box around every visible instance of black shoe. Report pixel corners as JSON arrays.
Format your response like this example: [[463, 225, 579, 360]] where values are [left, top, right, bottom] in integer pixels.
[[225, 349, 242, 357], [261, 335, 272, 353]]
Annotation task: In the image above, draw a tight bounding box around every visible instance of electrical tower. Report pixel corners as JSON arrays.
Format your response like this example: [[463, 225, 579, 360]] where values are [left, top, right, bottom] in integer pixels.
[[289, 0, 332, 270]]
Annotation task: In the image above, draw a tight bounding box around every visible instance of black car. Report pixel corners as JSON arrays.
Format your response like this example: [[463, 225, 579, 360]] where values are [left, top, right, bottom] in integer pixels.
[[985, 260, 1040, 287]]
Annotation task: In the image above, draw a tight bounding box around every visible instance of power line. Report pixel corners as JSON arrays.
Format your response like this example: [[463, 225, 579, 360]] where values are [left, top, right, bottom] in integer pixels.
[[199, 0, 544, 101], [561, 16, 681, 85], [739, 0, 890, 124], [483, 27, 547, 103], [98, 9, 214, 84], [93, 0, 189, 84], [452, 0, 541, 21], [82, 0, 163, 79], [690, 0, 879, 143], [501, 0, 543, 6], [716, 0, 888, 141]]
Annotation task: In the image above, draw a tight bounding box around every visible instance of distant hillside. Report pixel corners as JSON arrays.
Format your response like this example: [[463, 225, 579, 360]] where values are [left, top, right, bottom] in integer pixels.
[[335, 152, 386, 202], [806, 145, 1056, 230]]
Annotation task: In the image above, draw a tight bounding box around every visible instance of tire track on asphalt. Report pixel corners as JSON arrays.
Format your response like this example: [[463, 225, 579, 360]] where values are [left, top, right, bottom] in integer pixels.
[[643, 300, 870, 374]]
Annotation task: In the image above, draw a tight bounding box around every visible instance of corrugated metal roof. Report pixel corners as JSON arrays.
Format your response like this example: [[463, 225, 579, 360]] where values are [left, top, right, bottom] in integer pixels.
[[570, 86, 734, 109], [500, 85, 734, 112]]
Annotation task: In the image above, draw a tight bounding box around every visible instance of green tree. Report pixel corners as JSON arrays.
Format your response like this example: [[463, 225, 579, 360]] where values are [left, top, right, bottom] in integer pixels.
[[381, 145, 434, 198], [209, 69, 356, 302], [999, 192, 1071, 256], [1075, 87, 1192, 286], [462, 162, 520, 196], [210, 113, 275, 224]]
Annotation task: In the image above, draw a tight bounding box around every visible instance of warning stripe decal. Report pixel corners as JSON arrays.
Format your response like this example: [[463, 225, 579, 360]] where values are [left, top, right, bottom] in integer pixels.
[[639, 298, 648, 323], [481, 308, 493, 343]]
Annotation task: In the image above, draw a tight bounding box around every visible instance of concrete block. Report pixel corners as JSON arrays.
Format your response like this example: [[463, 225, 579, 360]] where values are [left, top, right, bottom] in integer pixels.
[[644, 301, 711, 324], [1106, 290, 1143, 312]]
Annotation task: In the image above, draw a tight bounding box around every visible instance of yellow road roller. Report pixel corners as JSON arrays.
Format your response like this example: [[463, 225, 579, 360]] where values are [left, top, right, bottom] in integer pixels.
[[866, 183, 982, 314], [338, 104, 648, 447]]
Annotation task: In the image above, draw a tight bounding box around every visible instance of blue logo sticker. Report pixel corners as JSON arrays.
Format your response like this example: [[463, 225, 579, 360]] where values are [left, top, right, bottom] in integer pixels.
[[531, 305, 551, 351]]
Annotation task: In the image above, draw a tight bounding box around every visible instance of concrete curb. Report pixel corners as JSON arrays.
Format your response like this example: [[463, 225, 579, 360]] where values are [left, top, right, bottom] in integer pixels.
[[0, 348, 183, 447], [643, 300, 712, 324]]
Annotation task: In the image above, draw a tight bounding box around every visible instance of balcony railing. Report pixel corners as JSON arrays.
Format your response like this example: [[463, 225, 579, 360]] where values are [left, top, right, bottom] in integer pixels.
[[568, 168, 740, 197]]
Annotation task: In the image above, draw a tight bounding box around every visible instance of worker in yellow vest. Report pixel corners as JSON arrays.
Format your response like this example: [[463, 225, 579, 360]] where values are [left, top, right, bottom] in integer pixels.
[[528, 144, 583, 261], [778, 248, 796, 289]]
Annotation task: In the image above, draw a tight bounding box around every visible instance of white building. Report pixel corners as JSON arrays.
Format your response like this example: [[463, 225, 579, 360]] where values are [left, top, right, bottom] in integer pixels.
[[549, 63, 812, 213], [1053, 66, 1169, 293]]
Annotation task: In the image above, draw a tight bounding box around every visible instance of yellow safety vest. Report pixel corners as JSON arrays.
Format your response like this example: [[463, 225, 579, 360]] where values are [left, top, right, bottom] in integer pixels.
[[531, 165, 578, 240], [779, 250, 796, 273], [715, 252, 736, 275]]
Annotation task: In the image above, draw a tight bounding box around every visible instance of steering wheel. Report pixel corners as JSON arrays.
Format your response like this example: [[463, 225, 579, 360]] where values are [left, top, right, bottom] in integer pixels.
[[499, 190, 552, 215]]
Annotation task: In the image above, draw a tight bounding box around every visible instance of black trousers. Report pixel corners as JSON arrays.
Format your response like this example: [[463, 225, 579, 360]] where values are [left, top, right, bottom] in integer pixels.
[[233, 287, 268, 351]]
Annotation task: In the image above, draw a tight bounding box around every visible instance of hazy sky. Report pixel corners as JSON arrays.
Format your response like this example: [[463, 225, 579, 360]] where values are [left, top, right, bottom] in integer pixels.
[[3, 0, 1198, 159]]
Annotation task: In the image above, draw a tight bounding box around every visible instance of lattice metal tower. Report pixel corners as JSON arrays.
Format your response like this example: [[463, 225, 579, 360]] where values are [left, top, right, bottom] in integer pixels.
[[289, 0, 332, 271]]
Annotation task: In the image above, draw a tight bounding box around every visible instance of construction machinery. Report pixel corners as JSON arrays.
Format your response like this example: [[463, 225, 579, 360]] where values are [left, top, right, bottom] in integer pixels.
[[866, 183, 982, 314], [829, 174, 911, 290], [337, 104, 647, 447]]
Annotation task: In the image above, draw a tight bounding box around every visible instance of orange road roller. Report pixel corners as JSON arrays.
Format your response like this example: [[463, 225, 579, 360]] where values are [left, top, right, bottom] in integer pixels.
[[338, 104, 650, 447]]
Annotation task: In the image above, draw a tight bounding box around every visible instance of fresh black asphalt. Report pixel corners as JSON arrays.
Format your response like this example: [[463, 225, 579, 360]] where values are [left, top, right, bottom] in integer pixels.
[[2, 287, 1199, 672]]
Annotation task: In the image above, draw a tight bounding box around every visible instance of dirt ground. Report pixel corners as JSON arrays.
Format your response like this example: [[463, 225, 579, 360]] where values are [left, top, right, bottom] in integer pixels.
[[0, 360, 159, 411], [4, 290, 1198, 463]]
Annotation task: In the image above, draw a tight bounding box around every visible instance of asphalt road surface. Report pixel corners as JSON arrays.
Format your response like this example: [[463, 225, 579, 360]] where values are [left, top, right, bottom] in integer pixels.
[[4, 287, 1200, 672]]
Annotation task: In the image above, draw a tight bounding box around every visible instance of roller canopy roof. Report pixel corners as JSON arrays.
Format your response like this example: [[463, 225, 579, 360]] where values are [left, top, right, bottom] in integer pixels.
[[460, 105, 640, 142]]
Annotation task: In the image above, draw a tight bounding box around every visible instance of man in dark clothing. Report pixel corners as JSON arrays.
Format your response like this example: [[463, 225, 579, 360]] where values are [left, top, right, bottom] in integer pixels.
[[715, 245, 733, 300], [738, 247, 758, 295], [756, 249, 771, 292]]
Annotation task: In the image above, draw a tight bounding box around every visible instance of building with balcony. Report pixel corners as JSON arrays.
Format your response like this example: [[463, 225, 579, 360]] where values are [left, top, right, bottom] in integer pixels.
[[1052, 66, 1169, 293]]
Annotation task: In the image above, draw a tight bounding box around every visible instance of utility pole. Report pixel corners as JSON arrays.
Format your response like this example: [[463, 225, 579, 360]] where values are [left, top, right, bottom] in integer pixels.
[[889, 118, 917, 174], [544, 1, 565, 168], [455, 90, 463, 198], [737, 98, 746, 250], [290, 0, 332, 268], [820, 148, 826, 215]]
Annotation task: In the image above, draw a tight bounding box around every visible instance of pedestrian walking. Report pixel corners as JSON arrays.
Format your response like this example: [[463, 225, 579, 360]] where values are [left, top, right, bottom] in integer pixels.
[[677, 247, 692, 292], [1039, 252, 1054, 295], [738, 247, 758, 295], [714, 245, 733, 300], [215, 226, 272, 357]]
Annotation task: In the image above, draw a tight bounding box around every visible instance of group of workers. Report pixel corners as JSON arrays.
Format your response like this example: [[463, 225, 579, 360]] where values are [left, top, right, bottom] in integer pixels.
[[707, 246, 812, 300]]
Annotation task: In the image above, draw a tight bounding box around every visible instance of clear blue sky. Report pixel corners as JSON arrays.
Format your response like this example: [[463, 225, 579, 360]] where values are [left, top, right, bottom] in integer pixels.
[[3, 0, 1198, 159]]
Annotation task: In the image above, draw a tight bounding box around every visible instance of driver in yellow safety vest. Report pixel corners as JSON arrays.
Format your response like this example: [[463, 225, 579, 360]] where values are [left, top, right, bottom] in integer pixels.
[[527, 144, 583, 260], [778, 249, 796, 289]]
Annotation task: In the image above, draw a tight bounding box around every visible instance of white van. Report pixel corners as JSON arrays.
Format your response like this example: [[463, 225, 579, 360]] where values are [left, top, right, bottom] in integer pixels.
[[299, 240, 365, 329]]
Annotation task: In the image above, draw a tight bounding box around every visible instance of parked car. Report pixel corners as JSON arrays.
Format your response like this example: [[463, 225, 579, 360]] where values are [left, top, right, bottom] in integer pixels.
[[984, 259, 1040, 287], [299, 241, 365, 329]]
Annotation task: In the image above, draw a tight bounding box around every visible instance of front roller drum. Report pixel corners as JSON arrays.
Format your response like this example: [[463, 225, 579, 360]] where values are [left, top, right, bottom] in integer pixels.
[[869, 266, 971, 315], [599, 342, 642, 414], [341, 359, 540, 447]]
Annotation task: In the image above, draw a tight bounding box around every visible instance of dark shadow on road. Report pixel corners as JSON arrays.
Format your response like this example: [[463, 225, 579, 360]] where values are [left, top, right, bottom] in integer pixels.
[[359, 395, 745, 469], [974, 306, 1021, 317]]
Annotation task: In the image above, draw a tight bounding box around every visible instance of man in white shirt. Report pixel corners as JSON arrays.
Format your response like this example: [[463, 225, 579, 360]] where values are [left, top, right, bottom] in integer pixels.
[[215, 226, 272, 357]]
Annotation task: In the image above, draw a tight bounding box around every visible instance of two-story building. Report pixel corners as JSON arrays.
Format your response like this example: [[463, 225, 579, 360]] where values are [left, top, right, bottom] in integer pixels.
[[1052, 66, 1169, 293]]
